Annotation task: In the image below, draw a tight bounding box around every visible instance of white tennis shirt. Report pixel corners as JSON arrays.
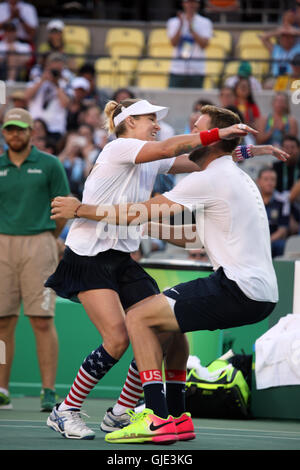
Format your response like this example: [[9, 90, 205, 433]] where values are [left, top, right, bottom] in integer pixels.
[[164, 155, 278, 303], [66, 138, 175, 255]]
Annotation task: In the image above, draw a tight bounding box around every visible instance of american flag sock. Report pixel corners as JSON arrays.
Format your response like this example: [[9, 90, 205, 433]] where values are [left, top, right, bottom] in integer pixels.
[[58, 345, 117, 411], [112, 359, 143, 415]]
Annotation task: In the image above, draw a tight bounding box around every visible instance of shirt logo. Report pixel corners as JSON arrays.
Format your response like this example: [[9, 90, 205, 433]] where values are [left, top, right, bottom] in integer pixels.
[[0, 169, 8, 176], [27, 168, 42, 174]]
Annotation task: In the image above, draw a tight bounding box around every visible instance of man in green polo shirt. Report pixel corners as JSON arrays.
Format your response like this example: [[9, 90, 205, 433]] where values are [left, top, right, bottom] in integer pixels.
[[0, 108, 70, 411]]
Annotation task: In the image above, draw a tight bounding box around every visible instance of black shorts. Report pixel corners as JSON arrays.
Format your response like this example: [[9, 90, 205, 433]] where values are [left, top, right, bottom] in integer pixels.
[[163, 267, 276, 333], [45, 247, 160, 310]]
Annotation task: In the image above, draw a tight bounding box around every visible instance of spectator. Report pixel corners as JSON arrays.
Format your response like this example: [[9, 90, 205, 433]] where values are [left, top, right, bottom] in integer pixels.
[[167, 0, 213, 88], [255, 92, 298, 146], [0, 88, 27, 124], [273, 52, 300, 91], [8, 89, 27, 109], [259, 26, 300, 78], [0, 108, 70, 411], [111, 87, 135, 103], [77, 123, 100, 170], [83, 104, 108, 150], [256, 167, 290, 257], [282, 1, 300, 33], [38, 19, 79, 73], [273, 135, 300, 192], [25, 53, 71, 140], [66, 76, 90, 131], [276, 135, 300, 233], [58, 131, 87, 199], [233, 77, 260, 128], [224, 61, 262, 92], [0, 0, 38, 44], [0, 21, 32, 83], [184, 98, 213, 133], [78, 62, 110, 111]]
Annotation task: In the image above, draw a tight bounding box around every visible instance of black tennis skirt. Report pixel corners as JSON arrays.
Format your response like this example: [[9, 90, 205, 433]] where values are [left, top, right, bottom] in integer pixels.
[[45, 247, 160, 310]]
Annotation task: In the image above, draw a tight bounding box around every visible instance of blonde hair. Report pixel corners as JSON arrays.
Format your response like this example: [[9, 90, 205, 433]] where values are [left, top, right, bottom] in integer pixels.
[[104, 98, 142, 136]]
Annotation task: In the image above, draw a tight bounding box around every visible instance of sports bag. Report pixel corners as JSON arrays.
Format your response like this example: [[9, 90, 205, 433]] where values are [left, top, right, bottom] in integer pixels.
[[185, 357, 251, 419]]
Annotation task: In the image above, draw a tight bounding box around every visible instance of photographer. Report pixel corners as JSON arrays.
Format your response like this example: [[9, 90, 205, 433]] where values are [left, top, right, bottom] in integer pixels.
[[24, 53, 71, 140]]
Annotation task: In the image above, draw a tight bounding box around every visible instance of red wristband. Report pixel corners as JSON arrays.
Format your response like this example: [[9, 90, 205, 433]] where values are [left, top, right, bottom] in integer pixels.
[[200, 128, 220, 146]]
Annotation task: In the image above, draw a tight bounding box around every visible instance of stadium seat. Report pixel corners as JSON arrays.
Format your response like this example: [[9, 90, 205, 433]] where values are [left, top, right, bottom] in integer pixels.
[[136, 59, 170, 89], [147, 28, 173, 58], [209, 30, 232, 54], [223, 60, 239, 81], [204, 45, 225, 86], [240, 47, 270, 77], [95, 57, 137, 89], [105, 28, 145, 58], [63, 25, 91, 49], [236, 30, 264, 52]]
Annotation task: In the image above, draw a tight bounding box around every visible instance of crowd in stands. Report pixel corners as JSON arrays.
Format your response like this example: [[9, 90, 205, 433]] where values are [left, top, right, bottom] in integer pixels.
[[1, 0, 300, 262]]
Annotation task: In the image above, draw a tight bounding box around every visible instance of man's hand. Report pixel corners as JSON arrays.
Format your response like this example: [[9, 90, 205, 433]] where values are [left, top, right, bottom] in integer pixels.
[[251, 145, 290, 162], [219, 123, 258, 140], [51, 196, 81, 220]]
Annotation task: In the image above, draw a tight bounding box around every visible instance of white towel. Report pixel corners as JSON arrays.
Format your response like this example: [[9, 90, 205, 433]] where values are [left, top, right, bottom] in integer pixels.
[[255, 314, 300, 389]]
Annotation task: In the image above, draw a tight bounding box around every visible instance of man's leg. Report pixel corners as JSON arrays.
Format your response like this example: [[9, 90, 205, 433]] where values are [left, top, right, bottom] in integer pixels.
[[164, 332, 189, 418], [105, 294, 181, 444], [29, 316, 58, 391], [125, 294, 181, 417], [0, 316, 18, 409]]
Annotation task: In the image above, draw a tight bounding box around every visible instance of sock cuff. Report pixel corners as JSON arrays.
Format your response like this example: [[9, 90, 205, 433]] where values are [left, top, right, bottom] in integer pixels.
[[140, 369, 163, 385], [165, 369, 186, 383]]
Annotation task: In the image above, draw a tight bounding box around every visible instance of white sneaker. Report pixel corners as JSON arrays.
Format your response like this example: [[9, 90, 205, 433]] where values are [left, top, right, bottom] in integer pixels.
[[100, 407, 131, 433], [47, 404, 95, 440]]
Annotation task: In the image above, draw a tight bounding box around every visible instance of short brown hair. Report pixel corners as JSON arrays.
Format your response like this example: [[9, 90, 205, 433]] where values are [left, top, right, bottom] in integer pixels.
[[200, 105, 242, 153]]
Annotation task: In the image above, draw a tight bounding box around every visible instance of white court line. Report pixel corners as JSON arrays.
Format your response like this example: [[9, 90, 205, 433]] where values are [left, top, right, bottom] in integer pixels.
[[1, 421, 300, 441], [1, 419, 300, 434]]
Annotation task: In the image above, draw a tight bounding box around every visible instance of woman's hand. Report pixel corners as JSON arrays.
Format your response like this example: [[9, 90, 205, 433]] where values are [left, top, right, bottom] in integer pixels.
[[219, 123, 258, 140], [51, 196, 81, 220]]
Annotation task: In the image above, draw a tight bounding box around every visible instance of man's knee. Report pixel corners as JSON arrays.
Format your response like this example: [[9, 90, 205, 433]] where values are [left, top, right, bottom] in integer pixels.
[[29, 316, 55, 333], [0, 315, 18, 334], [125, 308, 147, 333]]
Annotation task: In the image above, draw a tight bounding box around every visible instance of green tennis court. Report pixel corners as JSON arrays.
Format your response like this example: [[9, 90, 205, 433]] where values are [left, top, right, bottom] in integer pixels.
[[1, 396, 300, 452]]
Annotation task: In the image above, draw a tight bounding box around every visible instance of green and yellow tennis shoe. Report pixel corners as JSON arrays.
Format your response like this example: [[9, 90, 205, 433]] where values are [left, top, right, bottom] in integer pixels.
[[105, 408, 178, 444]]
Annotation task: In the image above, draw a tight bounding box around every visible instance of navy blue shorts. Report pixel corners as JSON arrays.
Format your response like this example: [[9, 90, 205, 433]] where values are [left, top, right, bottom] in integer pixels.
[[163, 267, 276, 333], [45, 247, 160, 310]]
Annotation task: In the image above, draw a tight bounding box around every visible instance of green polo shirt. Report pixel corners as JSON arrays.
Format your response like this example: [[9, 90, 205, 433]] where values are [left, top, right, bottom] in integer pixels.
[[0, 145, 70, 235]]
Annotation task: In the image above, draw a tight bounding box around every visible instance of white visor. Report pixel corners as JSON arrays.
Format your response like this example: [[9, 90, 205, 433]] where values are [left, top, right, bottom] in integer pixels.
[[113, 100, 169, 127]]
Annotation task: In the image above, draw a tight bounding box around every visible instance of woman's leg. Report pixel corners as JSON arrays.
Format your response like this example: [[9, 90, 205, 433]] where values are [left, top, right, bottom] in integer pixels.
[[60, 289, 129, 411]]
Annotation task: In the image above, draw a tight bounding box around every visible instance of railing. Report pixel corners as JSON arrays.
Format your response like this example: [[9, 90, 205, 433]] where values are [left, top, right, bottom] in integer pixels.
[[0, 51, 294, 90]]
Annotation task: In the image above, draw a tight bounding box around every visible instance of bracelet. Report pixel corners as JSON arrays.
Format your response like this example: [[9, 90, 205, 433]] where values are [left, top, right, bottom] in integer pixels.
[[235, 144, 254, 161], [200, 128, 220, 146], [74, 203, 82, 218]]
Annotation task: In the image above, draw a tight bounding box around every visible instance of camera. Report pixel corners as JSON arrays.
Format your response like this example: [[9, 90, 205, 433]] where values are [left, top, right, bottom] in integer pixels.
[[50, 69, 61, 79]]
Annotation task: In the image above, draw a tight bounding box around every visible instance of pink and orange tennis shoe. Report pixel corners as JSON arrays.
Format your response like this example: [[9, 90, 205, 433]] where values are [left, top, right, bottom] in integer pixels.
[[105, 408, 178, 444], [173, 412, 196, 441]]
